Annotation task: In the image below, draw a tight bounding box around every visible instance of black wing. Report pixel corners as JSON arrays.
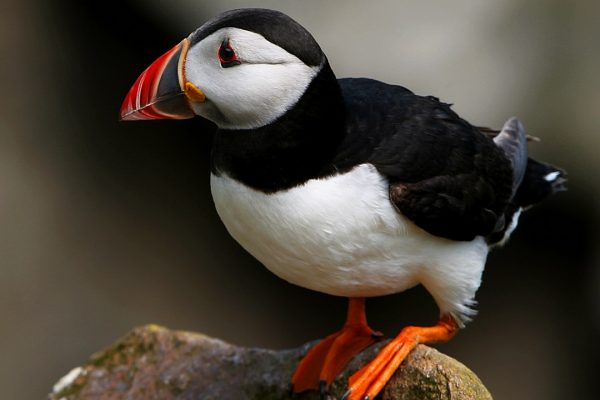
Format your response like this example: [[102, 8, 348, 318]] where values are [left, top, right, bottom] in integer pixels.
[[334, 78, 516, 241]]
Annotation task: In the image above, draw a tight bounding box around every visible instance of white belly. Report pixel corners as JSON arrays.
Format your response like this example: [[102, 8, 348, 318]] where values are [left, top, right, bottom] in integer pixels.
[[210, 164, 488, 321]]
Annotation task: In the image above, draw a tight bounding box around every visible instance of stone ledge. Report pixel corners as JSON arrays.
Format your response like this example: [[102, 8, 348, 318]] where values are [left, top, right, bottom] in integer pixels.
[[49, 325, 492, 400]]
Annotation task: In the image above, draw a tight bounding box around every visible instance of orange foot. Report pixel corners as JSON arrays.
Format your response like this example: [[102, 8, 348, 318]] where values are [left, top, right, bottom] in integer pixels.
[[291, 298, 382, 396], [342, 315, 459, 400]]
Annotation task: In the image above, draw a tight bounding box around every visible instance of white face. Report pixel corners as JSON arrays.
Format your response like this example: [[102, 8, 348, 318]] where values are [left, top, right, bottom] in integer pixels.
[[184, 27, 322, 130]]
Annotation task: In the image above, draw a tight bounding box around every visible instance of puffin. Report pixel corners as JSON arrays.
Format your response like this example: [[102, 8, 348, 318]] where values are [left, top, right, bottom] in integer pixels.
[[120, 8, 566, 400]]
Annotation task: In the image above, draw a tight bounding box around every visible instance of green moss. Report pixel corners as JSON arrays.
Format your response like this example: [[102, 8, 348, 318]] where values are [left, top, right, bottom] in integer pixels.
[[406, 381, 440, 399], [168, 384, 185, 397], [89, 342, 126, 369], [248, 385, 289, 400], [88, 330, 156, 371]]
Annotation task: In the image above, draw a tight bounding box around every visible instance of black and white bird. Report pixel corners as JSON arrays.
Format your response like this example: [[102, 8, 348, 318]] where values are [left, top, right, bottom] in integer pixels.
[[120, 8, 565, 400]]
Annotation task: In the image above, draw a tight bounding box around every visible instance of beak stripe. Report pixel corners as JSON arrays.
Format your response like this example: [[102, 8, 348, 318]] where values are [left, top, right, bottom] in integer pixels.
[[120, 39, 195, 121], [135, 71, 145, 110]]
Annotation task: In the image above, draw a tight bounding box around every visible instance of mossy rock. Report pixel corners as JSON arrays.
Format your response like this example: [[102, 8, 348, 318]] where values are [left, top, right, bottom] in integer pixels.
[[49, 325, 492, 400]]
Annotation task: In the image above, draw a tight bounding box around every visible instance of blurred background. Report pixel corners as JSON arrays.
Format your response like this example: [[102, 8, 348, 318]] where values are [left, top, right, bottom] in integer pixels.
[[1, 0, 598, 399]]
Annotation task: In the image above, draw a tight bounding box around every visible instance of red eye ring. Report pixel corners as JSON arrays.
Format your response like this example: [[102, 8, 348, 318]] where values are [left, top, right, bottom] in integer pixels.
[[218, 39, 240, 68]]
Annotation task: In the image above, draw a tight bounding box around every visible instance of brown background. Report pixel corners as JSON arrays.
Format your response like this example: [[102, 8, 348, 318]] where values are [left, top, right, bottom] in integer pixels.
[[1, 1, 598, 399]]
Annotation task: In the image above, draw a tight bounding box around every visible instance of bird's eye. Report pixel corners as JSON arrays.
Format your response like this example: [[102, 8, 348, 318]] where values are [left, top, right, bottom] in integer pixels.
[[218, 40, 240, 68]]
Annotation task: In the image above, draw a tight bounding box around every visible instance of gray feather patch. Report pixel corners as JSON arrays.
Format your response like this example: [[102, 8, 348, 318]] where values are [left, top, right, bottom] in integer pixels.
[[493, 117, 528, 197]]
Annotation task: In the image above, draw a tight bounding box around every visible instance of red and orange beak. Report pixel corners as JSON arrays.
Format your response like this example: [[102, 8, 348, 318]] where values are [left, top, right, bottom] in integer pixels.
[[119, 38, 206, 121]]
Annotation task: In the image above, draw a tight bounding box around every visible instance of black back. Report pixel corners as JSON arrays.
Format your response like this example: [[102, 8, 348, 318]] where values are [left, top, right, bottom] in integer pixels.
[[212, 73, 526, 241], [336, 78, 514, 241]]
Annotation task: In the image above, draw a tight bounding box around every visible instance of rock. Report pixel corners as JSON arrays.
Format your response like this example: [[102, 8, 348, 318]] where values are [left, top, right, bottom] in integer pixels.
[[49, 325, 492, 400]]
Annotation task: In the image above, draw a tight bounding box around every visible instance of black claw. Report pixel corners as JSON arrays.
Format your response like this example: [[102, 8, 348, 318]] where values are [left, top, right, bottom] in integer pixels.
[[371, 330, 384, 339], [341, 389, 351, 400], [319, 380, 327, 400]]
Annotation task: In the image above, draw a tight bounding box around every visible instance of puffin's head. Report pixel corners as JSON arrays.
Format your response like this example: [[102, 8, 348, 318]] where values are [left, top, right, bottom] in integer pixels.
[[120, 8, 326, 129]]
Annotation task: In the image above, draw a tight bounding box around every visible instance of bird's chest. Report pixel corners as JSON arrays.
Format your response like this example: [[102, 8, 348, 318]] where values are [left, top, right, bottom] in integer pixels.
[[210, 164, 419, 295]]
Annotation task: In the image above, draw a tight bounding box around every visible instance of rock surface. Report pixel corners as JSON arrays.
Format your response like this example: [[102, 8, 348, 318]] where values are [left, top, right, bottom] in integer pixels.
[[49, 325, 492, 400]]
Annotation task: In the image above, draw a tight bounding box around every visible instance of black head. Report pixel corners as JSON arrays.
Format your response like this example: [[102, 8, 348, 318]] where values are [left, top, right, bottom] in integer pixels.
[[120, 8, 333, 130], [189, 8, 324, 67]]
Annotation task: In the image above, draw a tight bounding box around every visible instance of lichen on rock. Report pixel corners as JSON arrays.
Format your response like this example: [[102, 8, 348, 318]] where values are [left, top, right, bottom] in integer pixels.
[[49, 325, 492, 400]]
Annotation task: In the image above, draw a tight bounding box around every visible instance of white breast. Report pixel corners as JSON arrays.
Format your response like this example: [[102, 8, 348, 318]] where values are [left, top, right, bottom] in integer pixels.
[[210, 164, 489, 322]]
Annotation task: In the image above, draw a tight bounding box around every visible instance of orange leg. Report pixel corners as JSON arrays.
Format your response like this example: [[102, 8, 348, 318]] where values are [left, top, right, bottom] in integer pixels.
[[342, 315, 459, 400], [291, 298, 382, 395]]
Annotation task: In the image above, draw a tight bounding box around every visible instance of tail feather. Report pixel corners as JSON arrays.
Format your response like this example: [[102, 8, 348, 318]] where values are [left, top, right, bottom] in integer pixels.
[[478, 126, 540, 143], [493, 117, 528, 197], [486, 118, 566, 246]]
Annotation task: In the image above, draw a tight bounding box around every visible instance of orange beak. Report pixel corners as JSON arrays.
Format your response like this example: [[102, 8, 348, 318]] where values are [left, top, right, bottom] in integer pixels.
[[119, 38, 205, 121]]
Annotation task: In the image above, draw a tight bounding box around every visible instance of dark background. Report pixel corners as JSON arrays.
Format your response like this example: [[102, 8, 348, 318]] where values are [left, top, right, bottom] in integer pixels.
[[1, 1, 598, 399]]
